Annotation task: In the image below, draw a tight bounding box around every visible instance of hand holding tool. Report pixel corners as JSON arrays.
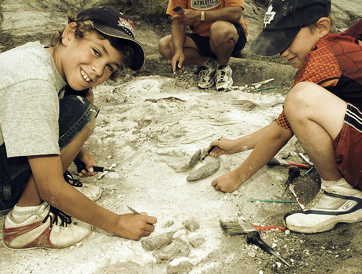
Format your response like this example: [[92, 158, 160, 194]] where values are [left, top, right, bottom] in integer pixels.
[[202, 137, 222, 160], [247, 231, 290, 266], [173, 6, 185, 14]]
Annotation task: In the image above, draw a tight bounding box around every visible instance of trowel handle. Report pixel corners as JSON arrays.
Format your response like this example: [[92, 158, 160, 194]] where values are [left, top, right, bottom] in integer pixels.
[[286, 167, 300, 184]]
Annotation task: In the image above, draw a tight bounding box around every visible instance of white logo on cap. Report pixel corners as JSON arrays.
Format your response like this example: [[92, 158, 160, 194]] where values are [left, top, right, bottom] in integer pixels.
[[264, 5, 276, 27]]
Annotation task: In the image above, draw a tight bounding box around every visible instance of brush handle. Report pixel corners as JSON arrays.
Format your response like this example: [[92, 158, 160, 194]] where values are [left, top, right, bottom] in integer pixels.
[[285, 160, 310, 169], [251, 224, 287, 232]]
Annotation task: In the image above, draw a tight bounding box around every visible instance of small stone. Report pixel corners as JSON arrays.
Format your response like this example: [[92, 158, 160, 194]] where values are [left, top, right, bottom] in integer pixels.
[[173, 229, 188, 239], [141, 232, 174, 251], [183, 218, 200, 232], [188, 234, 205, 248], [161, 220, 175, 228], [153, 239, 191, 263], [167, 260, 194, 274]]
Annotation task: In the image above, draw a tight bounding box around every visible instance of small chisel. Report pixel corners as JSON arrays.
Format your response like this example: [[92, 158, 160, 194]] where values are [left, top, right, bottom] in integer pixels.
[[77, 162, 116, 173]]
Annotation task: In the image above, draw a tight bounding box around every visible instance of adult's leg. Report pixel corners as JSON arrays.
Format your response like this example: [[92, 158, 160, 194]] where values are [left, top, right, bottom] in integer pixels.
[[284, 82, 346, 181], [209, 21, 239, 66], [158, 34, 208, 66]]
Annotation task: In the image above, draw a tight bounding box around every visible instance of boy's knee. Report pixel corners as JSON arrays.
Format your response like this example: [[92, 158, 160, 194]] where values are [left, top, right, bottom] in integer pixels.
[[284, 82, 322, 118], [285, 82, 318, 106]]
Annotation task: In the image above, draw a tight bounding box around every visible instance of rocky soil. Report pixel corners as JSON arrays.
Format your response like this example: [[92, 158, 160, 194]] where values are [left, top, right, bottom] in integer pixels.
[[0, 1, 362, 274]]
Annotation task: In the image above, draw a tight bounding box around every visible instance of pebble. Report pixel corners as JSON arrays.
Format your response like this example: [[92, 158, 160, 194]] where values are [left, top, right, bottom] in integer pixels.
[[173, 229, 188, 239], [188, 233, 205, 248], [153, 239, 191, 263], [183, 218, 200, 232], [141, 232, 174, 251], [167, 260, 194, 274]]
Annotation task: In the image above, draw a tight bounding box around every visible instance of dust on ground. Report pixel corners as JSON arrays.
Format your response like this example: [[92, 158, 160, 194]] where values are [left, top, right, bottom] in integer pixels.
[[1, 1, 362, 273]]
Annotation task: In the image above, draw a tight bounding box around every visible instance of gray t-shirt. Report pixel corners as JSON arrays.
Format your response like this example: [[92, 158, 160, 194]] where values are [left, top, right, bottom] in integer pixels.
[[0, 41, 66, 157]]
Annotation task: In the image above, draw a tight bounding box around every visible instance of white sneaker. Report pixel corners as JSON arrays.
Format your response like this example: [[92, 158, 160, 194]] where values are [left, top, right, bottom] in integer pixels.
[[284, 178, 362, 233], [64, 171, 102, 201], [3, 202, 92, 249], [197, 65, 217, 89], [215, 65, 233, 91]]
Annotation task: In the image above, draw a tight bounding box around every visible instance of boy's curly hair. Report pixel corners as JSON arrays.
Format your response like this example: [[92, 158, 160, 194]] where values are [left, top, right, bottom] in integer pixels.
[[49, 13, 134, 81]]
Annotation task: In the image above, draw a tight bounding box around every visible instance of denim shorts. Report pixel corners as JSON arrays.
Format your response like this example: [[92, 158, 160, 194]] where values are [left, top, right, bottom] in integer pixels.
[[0, 95, 99, 210], [186, 22, 247, 58]]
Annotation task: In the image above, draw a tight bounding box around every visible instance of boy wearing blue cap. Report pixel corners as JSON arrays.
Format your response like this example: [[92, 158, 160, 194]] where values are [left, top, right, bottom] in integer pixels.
[[1, 7, 157, 249], [208, 0, 362, 233]]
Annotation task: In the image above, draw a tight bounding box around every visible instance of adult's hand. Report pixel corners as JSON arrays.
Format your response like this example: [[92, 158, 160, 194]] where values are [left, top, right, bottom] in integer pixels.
[[173, 9, 199, 26]]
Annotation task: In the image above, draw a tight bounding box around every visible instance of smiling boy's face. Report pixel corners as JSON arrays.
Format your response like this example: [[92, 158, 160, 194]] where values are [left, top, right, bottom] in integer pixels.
[[59, 27, 123, 91], [279, 27, 321, 69]]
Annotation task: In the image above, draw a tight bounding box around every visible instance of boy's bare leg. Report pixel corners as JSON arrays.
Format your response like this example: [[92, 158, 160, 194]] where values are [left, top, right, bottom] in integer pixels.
[[284, 82, 346, 180], [16, 120, 96, 207]]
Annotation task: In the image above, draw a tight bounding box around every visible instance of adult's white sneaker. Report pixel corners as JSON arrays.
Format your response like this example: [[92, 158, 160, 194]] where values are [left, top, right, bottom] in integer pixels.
[[197, 65, 217, 89], [215, 65, 233, 91]]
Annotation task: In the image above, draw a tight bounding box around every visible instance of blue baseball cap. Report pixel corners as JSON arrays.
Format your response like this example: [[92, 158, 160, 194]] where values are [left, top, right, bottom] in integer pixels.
[[249, 0, 331, 56]]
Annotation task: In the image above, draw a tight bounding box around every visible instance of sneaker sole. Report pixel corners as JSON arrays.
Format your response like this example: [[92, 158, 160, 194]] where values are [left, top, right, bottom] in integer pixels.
[[284, 207, 362, 233], [198, 80, 215, 89], [216, 79, 233, 91], [2, 223, 93, 250]]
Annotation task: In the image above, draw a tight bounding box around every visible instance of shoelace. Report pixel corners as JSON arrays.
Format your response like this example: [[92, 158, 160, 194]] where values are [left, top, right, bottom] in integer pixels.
[[217, 71, 226, 82], [195, 66, 207, 75], [63, 170, 82, 187], [42, 205, 72, 228]]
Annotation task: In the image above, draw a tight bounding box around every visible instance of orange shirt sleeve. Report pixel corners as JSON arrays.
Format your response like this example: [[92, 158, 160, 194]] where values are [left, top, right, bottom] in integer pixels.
[[276, 36, 342, 131]]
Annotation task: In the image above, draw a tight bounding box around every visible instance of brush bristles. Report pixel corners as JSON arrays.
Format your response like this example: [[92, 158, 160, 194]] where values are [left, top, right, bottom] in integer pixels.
[[219, 220, 247, 236]]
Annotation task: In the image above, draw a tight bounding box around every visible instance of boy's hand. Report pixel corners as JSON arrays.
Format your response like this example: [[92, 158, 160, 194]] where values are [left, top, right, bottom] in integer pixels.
[[211, 170, 243, 193], [116, 213, 157, 240], [208, 138, 238, 157], [74, 147, 98, 177]]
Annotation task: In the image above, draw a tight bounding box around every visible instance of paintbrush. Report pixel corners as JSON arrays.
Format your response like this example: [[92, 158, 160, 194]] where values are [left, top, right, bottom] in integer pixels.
[[268, 158, 311, 169], [220, 220, 286, 236], [220, 220, 290, 266]]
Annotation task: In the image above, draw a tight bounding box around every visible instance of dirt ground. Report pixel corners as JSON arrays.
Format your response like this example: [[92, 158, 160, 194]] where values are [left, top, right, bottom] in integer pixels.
[[1, 1, 362, 274]]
